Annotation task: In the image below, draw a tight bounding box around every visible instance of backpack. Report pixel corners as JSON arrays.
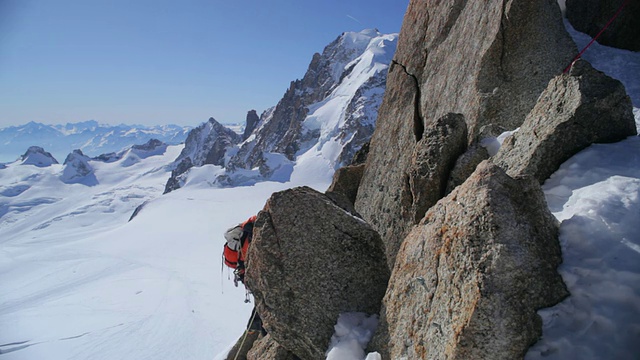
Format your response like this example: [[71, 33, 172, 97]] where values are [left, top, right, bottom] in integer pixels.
[[223, 225, 243, 268], [222, 215, 257, 270]]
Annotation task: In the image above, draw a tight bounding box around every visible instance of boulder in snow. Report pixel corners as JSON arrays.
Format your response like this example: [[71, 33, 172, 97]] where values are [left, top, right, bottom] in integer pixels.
[[369, 161, 567, 359], [19, 146, 59, 167], [492, 60, 637, 183], [245, 186, 389, 360]]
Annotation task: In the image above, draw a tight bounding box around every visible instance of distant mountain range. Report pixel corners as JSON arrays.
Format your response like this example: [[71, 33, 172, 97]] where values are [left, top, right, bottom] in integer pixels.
[[0, 120, 193, 163]]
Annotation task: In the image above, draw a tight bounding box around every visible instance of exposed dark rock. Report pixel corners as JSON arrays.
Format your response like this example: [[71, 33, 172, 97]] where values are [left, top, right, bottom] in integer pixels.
[[243, 110, 260, 141], [355, 0, 576, 267], [92, 152, 121, 163], [163, 157, 193, 194], [369, 161, 567, 359], [19, 146, 59, 167], [132, 138, 164, 151], [566, 0, 640, 51], [128, 201, 148, 222], [326, 164, 365, 205], [492, 60, 637, 182], [350, 142, 369, 165], [245, 186, 389, 360], [247, 335, 300, 360]]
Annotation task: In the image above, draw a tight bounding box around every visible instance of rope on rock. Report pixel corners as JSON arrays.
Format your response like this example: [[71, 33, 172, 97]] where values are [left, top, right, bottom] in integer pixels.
[[232, 309, 258, 360], [563, 0, 630, 73]]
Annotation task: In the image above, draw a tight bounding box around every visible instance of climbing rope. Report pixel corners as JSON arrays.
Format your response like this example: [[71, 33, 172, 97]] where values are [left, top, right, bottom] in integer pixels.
[[563, 0, 630, 73], [232, 309, 259, 360]]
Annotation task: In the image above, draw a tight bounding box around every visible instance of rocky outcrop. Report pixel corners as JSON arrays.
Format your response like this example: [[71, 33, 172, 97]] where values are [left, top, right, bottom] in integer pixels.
[[61, 149, 96, 184], [355, 0, 576, 267], [19, 146, 59, 167], [566, 0, 640, 51], [243, 110, 260, 141], [245, 186, 389, 360], [163, 157, 193, 194], [492, 60, 637, 182], [369, 161, 567, 359], [163, 118, 241, 193]]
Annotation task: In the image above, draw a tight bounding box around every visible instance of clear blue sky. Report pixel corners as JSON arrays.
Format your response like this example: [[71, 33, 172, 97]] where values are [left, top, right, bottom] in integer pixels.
[[0, 0, 408, 127]]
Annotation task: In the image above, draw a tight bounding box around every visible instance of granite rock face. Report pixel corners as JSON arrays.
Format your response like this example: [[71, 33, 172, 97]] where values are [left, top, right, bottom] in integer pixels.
[[492, 60, 637, 182], [245, 186, 389, 360], [355, 0, 576, 267], [370, 161, 567, 359], [566, 0, 640, 51]]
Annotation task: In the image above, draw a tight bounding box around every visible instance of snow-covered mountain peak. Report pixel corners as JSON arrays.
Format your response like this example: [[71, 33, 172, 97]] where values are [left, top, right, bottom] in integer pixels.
[[19, 146, 59, 167]]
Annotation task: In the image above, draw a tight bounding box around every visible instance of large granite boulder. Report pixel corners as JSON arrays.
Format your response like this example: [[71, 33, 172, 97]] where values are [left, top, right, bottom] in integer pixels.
[[566, 0, 640, 51], [247, 335, 299, 360], [355, 0, 576, 267], [369, 161, 567, 359], [492, 60, 637, 183], [245, 186, 389, 360]]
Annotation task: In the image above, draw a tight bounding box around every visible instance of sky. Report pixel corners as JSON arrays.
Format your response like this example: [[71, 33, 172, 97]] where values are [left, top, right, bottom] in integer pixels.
[[0, 0, 408, 127]]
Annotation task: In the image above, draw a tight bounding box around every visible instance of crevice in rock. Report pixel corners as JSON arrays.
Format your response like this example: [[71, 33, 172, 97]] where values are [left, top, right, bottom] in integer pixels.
[[498, 0, 509, 81], [392, 59, 424, 142]]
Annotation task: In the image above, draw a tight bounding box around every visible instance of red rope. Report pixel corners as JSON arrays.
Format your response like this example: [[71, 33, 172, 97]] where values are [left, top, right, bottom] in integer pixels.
[[563, 0, 630, 73]]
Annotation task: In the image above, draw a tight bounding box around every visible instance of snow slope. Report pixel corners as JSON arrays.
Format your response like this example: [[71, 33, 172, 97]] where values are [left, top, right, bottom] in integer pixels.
[[525, 21, 640, 360]]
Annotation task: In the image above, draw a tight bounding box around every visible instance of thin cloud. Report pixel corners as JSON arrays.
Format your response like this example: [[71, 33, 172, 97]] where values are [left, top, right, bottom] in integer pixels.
[[346, 15, 363, 25]]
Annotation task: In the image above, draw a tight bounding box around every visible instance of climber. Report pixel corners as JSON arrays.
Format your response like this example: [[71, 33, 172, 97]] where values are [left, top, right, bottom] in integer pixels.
[[223, 214, 256, 286], [222, 215, 266, 360]]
